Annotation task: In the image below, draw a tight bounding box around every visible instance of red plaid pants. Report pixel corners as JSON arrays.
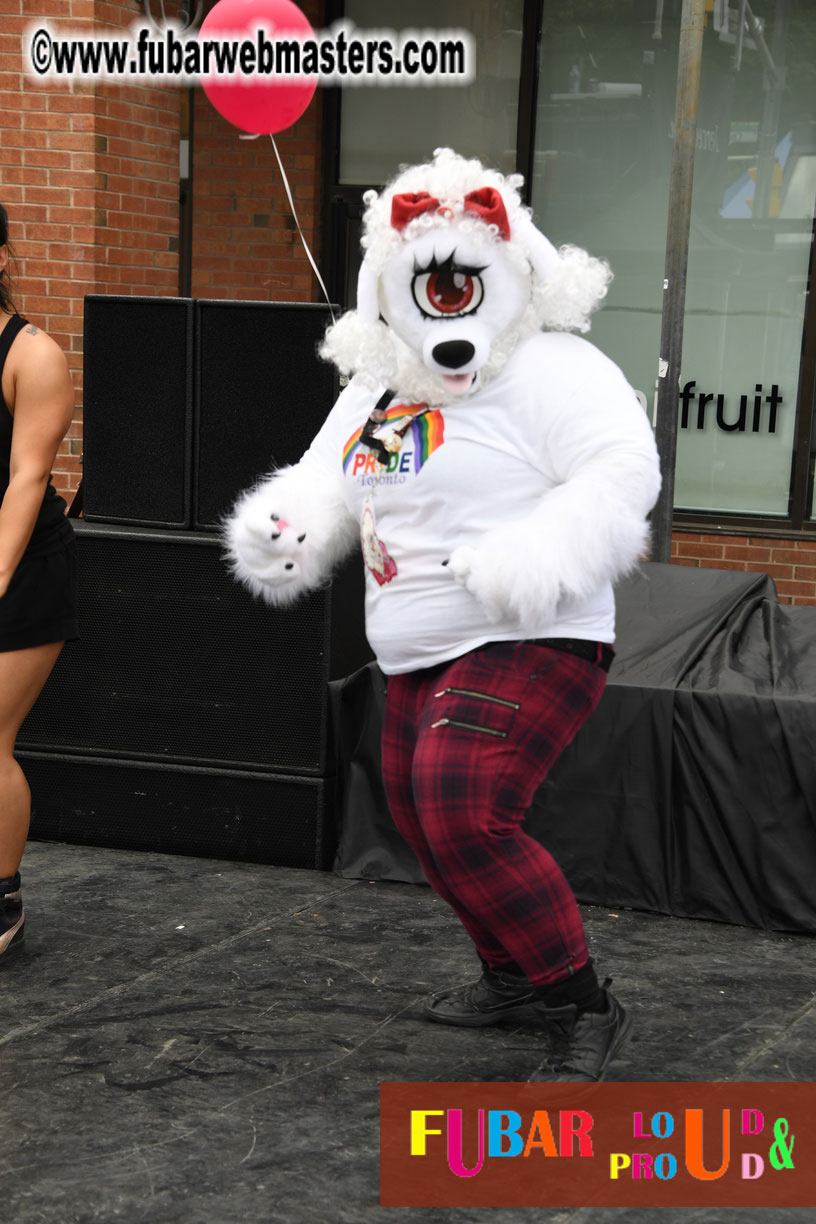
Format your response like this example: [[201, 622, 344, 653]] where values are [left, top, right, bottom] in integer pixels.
[[381, 641, 608, 986]]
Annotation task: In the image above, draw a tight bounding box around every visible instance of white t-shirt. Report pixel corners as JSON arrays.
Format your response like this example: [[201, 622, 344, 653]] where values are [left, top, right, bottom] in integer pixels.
[[301, 332, 657, 675]]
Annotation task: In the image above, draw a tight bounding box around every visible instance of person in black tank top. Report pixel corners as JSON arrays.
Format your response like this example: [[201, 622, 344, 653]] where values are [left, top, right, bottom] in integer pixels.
[[0, 202, 78, 961]]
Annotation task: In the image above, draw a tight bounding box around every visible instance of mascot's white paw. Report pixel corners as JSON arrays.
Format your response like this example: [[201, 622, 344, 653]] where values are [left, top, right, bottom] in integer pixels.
[[229, 494, 307, 592], [226, 461, 360, 606], [447, 545, 507, 624], [449, 526, 565, 629]]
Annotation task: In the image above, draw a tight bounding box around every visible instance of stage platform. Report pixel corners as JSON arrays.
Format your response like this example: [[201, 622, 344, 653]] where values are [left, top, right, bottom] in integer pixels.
[[4, 840, 816, 1223]]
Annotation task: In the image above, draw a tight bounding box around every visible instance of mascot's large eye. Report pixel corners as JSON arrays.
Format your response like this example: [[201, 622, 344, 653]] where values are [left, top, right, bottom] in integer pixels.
[[412, 270, 484, 318]]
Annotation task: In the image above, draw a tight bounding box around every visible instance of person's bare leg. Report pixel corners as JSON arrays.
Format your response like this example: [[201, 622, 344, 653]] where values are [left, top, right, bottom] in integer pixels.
[[0, 641, 63, 877]]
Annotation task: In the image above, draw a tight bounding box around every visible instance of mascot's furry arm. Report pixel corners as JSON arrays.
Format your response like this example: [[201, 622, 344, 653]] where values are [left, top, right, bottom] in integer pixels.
[[448, 339, 662, 629], [224, 444, 359, 607]]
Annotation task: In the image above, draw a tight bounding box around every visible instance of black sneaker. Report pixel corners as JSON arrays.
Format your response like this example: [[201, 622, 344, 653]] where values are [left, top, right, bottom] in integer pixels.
[[424, 961, 538, 1027], [529, 981, 631, 1082], [0, 872, 24, 958]]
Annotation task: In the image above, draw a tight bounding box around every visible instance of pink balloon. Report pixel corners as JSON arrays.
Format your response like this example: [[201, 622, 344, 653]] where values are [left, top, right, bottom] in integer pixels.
[[199, 0, 317, 136]]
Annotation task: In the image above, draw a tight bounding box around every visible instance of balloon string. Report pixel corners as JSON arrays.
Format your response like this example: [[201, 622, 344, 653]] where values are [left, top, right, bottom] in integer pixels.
[[268, 134, 337, 324], [236, 133, 337, 323]]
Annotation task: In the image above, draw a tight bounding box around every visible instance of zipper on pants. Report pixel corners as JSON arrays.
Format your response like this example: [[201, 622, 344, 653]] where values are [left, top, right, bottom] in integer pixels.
[[434, 687, 520, 710], [430, 717, 508, 738]]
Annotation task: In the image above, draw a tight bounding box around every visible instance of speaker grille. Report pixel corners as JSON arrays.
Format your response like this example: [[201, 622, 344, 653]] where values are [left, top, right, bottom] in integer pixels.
[[18, 524, 332, 774], [83, 296, 193, 528], [21, 752, 336, 869], [194, 301, 338, 529]]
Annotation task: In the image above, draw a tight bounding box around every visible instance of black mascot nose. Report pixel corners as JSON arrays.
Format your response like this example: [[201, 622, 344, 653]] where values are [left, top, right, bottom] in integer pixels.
[[432, 340, 475, 369]]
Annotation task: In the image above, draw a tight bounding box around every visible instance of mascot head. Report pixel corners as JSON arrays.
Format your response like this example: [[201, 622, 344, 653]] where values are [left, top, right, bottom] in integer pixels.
[[321, 148, 613, 405]]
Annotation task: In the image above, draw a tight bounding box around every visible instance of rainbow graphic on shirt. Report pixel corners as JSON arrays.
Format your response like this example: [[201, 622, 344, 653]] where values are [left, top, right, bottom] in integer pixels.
[[342, 403, 445, 475]]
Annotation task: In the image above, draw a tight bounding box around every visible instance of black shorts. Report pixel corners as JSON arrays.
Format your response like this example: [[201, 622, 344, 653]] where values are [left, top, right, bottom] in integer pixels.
[[0, 525, 79, 652]]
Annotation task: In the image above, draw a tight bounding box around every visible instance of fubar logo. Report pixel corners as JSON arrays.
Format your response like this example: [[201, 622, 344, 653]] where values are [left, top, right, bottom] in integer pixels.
[[380, 1083, 816, 1208], [411, 1106, 594, 1175]]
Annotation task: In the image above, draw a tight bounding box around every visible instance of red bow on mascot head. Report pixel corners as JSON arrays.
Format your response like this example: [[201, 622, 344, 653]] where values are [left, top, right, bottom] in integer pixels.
[[390, 188, 512, 241]]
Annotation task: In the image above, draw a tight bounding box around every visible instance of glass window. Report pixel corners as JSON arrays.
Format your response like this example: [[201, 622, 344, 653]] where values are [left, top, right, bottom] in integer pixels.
[[339, 0, 524, 184], [531, 0, 816, 521]]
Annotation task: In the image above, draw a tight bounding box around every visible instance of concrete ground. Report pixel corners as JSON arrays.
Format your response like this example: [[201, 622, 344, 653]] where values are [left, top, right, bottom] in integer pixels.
[[3, 839, 815, 1224]]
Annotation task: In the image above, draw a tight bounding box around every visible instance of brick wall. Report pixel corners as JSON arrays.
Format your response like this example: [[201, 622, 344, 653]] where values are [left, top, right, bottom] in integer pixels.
[[672, 532, 816, 605], [3, 0, 324, 506], [1, 0, 179, 503], [2, 0, 94, 499], [191, 0, 323, 302]]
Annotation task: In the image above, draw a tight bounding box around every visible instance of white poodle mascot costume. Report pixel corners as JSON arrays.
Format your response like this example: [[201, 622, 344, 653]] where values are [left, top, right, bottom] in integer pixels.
[[226, 149, 661, 1082]]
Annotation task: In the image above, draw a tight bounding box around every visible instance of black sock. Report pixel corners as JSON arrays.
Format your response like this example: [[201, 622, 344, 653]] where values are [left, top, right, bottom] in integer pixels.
[[533, 960, 606, 1013], [483, 955, 528, 978]]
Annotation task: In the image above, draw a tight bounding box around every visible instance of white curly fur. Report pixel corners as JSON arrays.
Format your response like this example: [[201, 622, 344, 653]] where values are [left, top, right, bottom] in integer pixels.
[[320, 148, 612, 401]]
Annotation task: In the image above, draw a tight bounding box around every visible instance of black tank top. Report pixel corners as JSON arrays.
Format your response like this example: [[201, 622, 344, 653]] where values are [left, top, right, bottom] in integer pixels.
[[0, 314, 70, 550]]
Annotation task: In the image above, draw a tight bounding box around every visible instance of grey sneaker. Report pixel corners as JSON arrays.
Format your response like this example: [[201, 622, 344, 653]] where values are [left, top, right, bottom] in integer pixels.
[[529, 981, 632, 1082], [0, 872, 24, 958], [424, 961, 537, 1027]]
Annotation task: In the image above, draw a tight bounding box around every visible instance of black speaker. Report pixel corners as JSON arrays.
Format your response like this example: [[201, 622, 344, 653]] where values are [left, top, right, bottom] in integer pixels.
[[20, 751, 336, 869], [17, 521, 371, 774], [194, 300, 339, 529], [83, 296, 194, 528]]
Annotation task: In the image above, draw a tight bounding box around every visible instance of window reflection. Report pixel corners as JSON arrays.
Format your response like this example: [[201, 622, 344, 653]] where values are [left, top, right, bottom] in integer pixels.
[[339, 0, 524, 184], [531, 0, 815, 519]]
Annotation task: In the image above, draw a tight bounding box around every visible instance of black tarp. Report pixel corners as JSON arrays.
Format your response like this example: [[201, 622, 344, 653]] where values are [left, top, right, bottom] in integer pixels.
[[333, 563, 816, 932], [332, 662, 425, 885]]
